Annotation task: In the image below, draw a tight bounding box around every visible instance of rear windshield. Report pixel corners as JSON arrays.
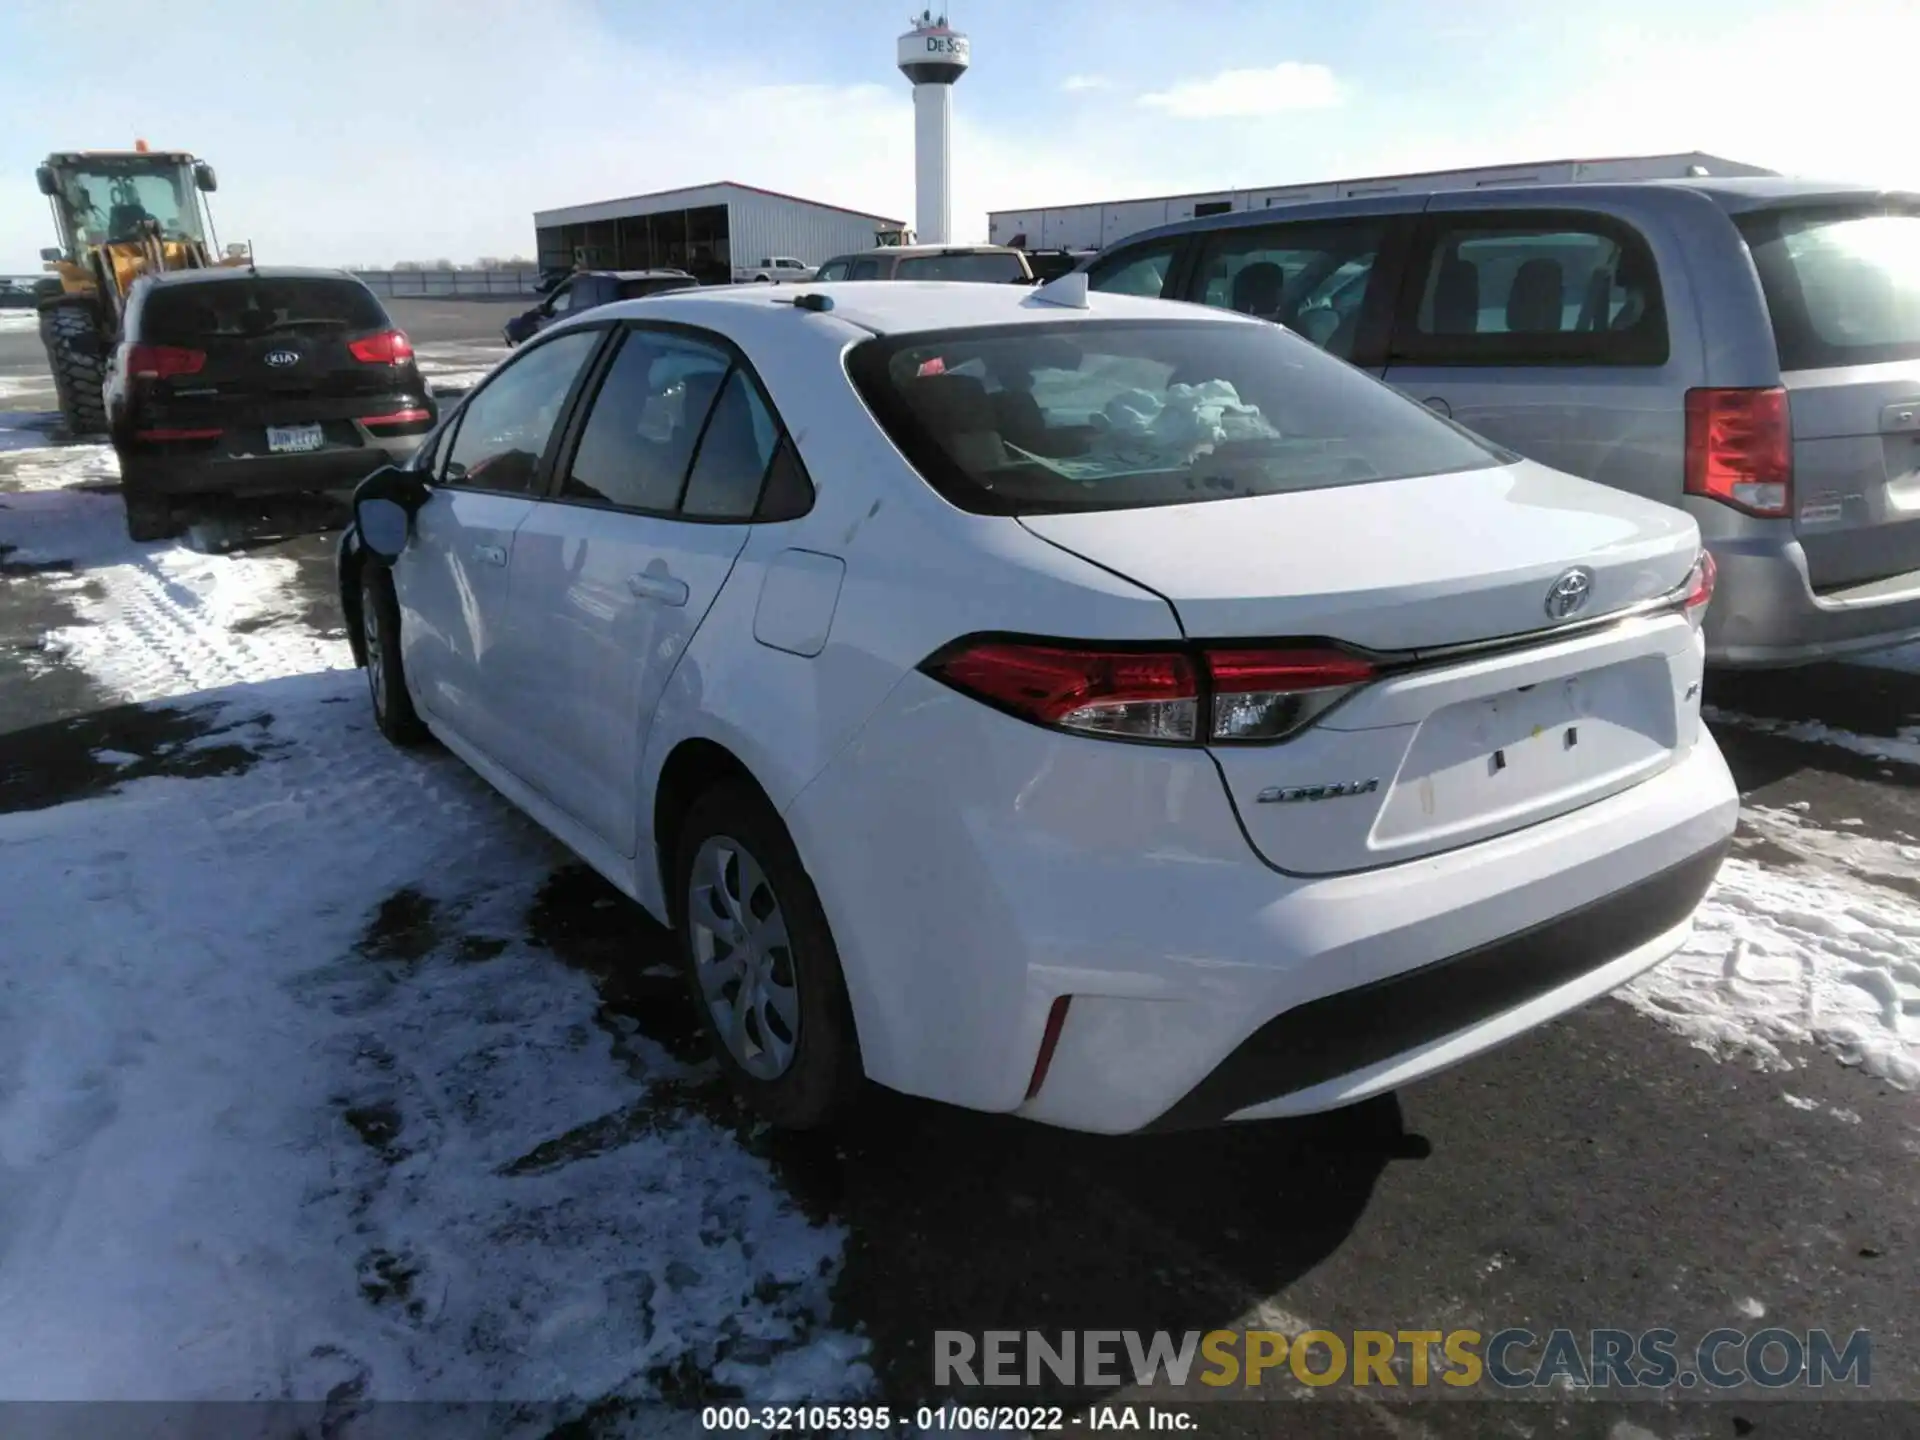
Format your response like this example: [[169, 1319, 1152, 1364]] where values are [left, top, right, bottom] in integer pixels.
[[893, 252, 1028, 284], [1738, 206, 1920, 369], [846, 318, 1505, 515], [140, 277, 390, 344]]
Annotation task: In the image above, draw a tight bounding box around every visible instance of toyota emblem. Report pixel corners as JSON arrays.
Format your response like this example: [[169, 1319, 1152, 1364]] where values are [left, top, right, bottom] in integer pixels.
[[1545, 567, 1595, 620], [264, 348, 300, 368]]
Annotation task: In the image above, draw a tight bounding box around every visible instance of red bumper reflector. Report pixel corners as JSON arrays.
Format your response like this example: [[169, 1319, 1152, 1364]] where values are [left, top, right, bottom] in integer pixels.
[[133, 427, 223, 441], [1026, 996, 1073, 1100]]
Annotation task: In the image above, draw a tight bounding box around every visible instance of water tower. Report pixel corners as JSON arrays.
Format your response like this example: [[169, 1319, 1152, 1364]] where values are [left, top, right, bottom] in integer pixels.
[[897, 10, 970, 246]]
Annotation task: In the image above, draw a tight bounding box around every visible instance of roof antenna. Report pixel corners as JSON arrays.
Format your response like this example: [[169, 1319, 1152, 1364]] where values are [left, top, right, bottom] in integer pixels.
[[1027, 269, 1088, 310]]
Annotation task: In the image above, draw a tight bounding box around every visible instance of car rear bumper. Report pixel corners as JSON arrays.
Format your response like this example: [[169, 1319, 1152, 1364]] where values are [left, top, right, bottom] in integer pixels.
[[784, 669, 1739, 1134], [1704, 531, 1920, 667], [123, 438, 418, 498]]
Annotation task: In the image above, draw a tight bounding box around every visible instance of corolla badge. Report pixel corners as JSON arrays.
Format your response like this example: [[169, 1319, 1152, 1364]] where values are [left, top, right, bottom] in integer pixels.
[[1256, 778, 1380, 804], [264, 348, 300, 368], [1544, 566, 1595, 620]]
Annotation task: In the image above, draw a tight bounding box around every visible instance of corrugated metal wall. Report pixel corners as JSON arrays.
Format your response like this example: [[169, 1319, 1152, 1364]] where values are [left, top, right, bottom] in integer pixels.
[[726, 195, 894, 268]]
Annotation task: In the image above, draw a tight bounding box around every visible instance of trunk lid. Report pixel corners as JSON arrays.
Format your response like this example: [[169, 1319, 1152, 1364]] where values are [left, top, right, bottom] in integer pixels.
[[1020, 460, 1705, 874]]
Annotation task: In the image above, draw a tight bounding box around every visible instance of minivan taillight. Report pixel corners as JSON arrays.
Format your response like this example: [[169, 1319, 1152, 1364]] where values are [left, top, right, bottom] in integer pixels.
[[126, 343, 206, 380], [348, 329, 414, 364], [1684, 387, 1791, 517], [923, 639, 1376, 745]]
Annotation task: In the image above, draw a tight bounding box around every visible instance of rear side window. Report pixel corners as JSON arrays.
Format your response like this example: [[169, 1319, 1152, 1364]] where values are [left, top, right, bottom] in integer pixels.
[[846, 318, 1503, 516], [1738, 207, 1920, 370], [1188, 220, 1387, 361], [561, 332, 732, 513], [1393, 214, 1669, 366], [681, 369, 780, 519], [1086, 241, 1182, 299], [893, 252, 1028, 283], [140, 277, 389, 344]]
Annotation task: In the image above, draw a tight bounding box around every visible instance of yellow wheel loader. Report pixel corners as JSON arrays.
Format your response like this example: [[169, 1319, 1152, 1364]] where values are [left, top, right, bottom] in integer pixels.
[[33, 143, 245, 436]]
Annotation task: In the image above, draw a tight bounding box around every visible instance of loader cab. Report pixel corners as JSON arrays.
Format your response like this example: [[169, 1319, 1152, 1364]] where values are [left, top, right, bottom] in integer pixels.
[[36, 150, 213, 261]]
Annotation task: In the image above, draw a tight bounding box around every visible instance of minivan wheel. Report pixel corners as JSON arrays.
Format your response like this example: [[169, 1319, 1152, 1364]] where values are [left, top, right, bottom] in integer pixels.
[[359, 564, 429, 747], [674, 780, 862, 1129]]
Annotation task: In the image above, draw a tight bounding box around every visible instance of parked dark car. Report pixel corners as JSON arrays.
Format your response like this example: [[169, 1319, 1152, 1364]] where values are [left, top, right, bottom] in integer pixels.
[[503, 269, 697, 346], [0, 275, 58, 308], [104, 267, 435, 542]]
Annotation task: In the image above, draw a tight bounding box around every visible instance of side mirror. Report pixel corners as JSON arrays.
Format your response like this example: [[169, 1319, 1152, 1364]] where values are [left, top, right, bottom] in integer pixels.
[[40, 247, 63, 263], [225, 242, 249, 259], [194, 162, 218, 193], [36, 166, 58, 197], [352, 465, 430, 564]]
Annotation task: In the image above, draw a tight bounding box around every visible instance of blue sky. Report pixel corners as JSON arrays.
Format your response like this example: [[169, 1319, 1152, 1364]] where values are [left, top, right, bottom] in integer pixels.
[[5, 0, 1917, 270]]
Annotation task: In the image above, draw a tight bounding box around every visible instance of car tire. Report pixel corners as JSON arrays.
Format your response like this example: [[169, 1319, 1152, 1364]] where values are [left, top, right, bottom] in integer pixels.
[[673, 779, 863, 1129], [119, 465, 176, 543], [39, 299, 109, 438], [359, 563, 430, 747]]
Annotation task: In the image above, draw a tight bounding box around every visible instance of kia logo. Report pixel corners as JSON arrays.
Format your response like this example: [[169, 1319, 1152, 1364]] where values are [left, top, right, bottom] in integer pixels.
[[264, 349, 300, 368], [1545, 567, 1595, 620]]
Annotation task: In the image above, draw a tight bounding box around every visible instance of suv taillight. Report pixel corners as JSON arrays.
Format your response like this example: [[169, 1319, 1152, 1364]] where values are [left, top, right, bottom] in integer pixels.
[[1684, 387, 1791, 517], [126, 343, 206, 379], [923, 639, 1375, 745], [349, 329, 414, 364]]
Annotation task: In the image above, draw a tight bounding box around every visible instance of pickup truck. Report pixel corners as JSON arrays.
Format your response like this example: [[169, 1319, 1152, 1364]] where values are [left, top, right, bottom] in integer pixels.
[[733, 257, 816, 283]]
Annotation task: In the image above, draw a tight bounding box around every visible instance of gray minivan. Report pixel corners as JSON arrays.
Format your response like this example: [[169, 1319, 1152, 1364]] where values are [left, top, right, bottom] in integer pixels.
[[1084, 179, 1920, 667]]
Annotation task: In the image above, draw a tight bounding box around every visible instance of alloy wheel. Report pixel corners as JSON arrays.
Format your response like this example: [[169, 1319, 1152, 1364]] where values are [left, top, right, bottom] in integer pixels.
[[362, 595, 387, 717], [687, 834, 800, 1080]]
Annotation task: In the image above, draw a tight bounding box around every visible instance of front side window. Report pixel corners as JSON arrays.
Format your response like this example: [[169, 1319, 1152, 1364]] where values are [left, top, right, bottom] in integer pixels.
[[814, 259, 852, 282], [1738, 206, 1920, 369], [847, 318, 1503, 516], [546, 281, 576, 316], [1190, 221, 1386, 360], [561, 331, 732, 512], [444, 329, 600, 494], [894, 252, 1028, 284], [1086, 241, 1182, 299], [1395, 215, 1668, 365], [848, 258, 884, 280]]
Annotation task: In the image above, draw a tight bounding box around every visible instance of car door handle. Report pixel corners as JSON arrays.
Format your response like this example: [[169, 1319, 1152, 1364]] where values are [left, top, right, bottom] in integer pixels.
[[627, 571, 689, 606], [473, 543, 507, 567]]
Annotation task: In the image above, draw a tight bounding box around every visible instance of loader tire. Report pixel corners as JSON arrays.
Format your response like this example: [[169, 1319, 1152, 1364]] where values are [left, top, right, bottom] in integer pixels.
[[40, 300, 109, 439]]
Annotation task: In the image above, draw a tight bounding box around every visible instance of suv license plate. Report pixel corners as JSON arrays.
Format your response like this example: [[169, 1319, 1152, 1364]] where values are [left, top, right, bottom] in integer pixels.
[[267, 424, 325, 454]]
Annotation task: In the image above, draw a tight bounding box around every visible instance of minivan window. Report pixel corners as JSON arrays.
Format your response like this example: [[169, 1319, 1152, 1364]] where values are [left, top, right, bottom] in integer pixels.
[[846, 318, 1503, 516], [1396, 216, 1668, 366], [1738, 207, 1920, 370], [893, 252, 1028, 283], [1086, 240, 1182, 299], [1190, 220, 1386, 360], [140, 277, 389, 344]]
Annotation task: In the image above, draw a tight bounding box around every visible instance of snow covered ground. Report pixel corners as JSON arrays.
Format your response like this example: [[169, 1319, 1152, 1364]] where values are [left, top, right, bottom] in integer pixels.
[[0, 454, 866, 1426], [0, 310, 40, 334]]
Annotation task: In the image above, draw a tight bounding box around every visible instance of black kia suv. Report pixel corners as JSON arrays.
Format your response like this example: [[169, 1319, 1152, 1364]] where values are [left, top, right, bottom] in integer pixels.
[[105, 267, 436, 541]]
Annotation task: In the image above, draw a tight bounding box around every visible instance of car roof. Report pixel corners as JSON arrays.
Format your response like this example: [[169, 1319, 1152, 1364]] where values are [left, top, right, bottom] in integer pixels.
[[589, 268, 692, 280], [571, 279, 1255, 343], [834, 244, 1022, 259], [141, 265, 366, 288]]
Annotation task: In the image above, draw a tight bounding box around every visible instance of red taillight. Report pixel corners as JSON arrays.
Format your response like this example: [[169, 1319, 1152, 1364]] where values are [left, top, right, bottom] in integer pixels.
[[1681, 548, 1717, 629], [1025, 996, 1072, 1100], [925, 639, 1376, 744], [348, 329, 414, 364], [930, 641, 1199, 741], [133, 427, 223, 441], [1684, 387, 1791, 517], [126, 343, 205, 380], [1206, 647, 1377, 742], [360, 408, 433, 430]]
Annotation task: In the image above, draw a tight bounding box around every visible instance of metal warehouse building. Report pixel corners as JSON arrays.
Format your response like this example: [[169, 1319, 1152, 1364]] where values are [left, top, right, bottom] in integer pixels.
[[988, 151, 1775, 253], [533, 182, 904, 284]]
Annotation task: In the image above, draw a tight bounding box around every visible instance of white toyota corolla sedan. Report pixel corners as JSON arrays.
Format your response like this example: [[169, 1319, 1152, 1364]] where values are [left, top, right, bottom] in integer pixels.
[[339, 277, 1738, 1134]]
